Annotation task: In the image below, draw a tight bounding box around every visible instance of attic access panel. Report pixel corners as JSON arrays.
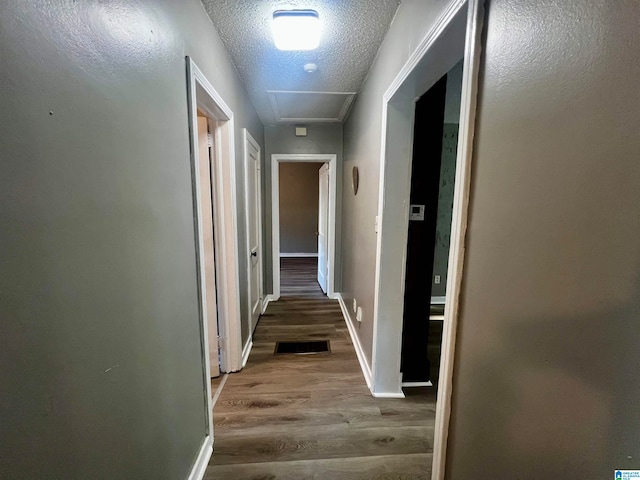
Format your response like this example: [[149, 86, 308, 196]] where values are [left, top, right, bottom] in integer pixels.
[[268, 91, 356, 122]]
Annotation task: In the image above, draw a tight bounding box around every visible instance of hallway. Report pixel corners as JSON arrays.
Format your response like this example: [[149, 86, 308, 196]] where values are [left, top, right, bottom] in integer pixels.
[[205, 258, 436, 479]]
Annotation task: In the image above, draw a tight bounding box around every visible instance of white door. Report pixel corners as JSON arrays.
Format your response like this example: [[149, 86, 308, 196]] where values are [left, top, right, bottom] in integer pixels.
[[244, 131, 263, 332], [197, 115, 220, 378], [317, 163, 329, 293]]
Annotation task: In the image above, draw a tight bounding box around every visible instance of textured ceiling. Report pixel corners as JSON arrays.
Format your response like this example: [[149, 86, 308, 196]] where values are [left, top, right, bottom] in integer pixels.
[[201, 0, 401, 125]]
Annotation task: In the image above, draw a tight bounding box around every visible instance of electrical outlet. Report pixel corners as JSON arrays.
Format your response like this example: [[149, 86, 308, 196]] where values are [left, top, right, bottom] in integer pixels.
[[352, 298, 357, 313], [435, 275, 441, 284]]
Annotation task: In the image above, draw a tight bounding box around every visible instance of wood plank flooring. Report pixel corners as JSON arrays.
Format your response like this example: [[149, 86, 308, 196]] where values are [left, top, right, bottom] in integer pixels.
[[205, 257, 436, 480]]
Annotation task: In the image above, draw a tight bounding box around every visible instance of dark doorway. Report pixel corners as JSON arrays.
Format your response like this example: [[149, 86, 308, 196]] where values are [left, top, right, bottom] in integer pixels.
[[400, 73, 447, 384]]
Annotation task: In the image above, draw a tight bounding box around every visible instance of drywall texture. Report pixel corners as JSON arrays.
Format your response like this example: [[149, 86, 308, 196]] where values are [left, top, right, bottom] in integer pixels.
[[279, 163, 325, 254], [0, 1, 262, 479], [432, 60, 463, 297], [264, 124, 343, 293], [431, 124, 459, 297], [201, 0, 400, 124], [446, 0, 640, 478], [443, 58, 464, 124], [342, 0, 457, 364]]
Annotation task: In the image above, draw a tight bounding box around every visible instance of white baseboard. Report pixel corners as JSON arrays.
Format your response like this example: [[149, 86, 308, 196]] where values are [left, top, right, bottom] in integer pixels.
[[279, 252, 318, 258], [241, 339, 253, 368], [335, 293, 373, 390], [187, 437, 212, 480], [372, 391, 406, 398], [262, 295, 275, 314], [402, 381, 434, 387], [211, 373, 229, 409]]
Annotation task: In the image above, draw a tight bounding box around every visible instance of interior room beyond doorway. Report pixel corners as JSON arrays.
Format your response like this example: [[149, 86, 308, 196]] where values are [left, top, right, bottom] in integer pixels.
[[279, 162, 325, 258], [270, 153, 337, 300]]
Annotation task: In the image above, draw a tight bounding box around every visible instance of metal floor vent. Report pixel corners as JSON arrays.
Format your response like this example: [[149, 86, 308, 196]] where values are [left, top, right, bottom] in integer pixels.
[[274, 340, 331, 355]]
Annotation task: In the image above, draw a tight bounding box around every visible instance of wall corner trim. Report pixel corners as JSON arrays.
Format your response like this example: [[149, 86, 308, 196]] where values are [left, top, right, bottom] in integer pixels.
[[186, 437, 213, 480], [384, 0, 467, 102], [336, 293, 374, 391], [372, 391, 405, 399], [241, 339, 253, 368], [262, 295, 275, 314]]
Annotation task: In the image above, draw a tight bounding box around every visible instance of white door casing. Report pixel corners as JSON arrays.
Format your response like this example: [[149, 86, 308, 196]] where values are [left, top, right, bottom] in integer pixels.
[[271, 154, 337, 300], [366, 1, 484, 478], [185, 56, 244, 479], [197, 115, 220, 378], [244, 129, 263, 333], [317, 163, 329, 293]]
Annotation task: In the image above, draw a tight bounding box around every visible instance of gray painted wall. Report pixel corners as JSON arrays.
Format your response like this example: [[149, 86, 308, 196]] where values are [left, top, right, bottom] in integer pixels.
[[443, 59, 464, 124], [446, 0, 640, 478], [264, 124, 343, 293], [279, 162, 324, 254], [431, 123, 459, 297], [342, 0, 640, 475], [432, 60, 463, 297], [0, 1, 262, 479], [342, 0, 458, 364]]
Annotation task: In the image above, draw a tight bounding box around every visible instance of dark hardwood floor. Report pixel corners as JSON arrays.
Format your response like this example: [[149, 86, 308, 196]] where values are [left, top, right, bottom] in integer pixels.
[[205, 257, 436, 480]]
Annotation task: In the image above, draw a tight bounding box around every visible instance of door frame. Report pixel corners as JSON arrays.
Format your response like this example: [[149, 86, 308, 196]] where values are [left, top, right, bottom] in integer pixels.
[[243, 128, 264, 340], [369, 0, 484, 478], [271, 153, 337, 300], [317, 162, 330, 293], [196, 114, 221, 379], [185, 56, 244, 476]]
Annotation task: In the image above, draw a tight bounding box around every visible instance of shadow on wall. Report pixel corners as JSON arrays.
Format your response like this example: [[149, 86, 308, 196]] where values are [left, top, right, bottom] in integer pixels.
[[448, 270, 640, 478]]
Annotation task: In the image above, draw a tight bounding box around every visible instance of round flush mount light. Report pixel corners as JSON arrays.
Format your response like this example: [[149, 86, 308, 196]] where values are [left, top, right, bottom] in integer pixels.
[[303, 63, 318, 73], [272, 9, 321, 51]]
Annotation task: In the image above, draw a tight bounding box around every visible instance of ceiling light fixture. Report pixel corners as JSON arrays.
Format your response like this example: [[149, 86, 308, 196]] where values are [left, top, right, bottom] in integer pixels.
[[271, 9, 321, 51]]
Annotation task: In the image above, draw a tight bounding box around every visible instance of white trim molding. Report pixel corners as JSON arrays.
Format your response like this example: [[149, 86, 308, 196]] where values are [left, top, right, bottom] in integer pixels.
[[279, 252, 319, 258], [271, 154, 337, 300], [185, 57, 246, 475], [371, 0, 469, 401], [186, 437, 212, 480], [261, 295, 275, 314], [372, 392, 406, 399], [402, 381, 434, 388], [241, 339, 253, 368], [432, 2, 485, 479], [336, 293, 373, 390], [267, 90, 356, 123], [186, 57, 243, 378], [211, 373, 229, 409], [243, 128, 264, 338]]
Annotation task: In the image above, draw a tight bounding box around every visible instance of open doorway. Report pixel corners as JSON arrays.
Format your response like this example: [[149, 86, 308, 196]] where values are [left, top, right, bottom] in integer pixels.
[[185, 56, 244, 476], [196, 112, 222, 379], [370, 0, 484, 478], [270, 154, 337, 300], [276, 161, 326, 296], [400, 59, 463, 388]]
